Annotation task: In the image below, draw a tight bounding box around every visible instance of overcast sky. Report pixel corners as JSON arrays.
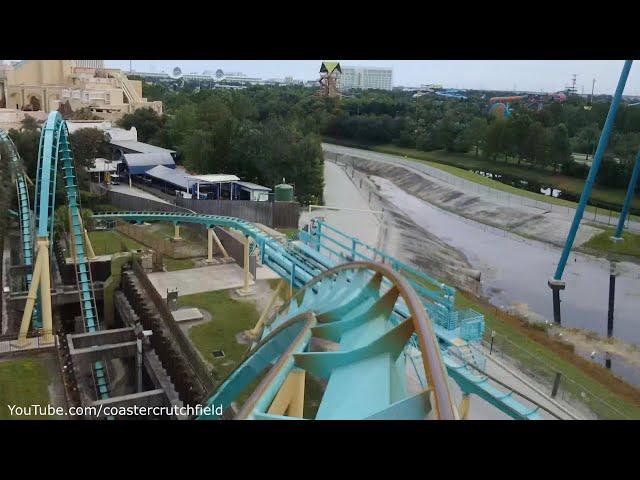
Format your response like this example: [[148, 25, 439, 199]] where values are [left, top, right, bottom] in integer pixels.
[[106, 60, 640, 95]]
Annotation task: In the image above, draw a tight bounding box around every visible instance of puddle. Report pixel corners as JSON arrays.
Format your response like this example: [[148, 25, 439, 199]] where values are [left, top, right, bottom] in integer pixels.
[[372, 176, 640, 346]]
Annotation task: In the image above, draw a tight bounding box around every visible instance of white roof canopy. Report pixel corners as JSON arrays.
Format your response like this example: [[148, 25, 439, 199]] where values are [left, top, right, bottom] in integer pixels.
[[192, 174, 240, 183]]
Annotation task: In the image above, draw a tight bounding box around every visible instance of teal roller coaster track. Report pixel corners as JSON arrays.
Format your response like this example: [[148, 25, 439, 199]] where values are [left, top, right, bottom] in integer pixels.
[[4, 111, 551, 419]]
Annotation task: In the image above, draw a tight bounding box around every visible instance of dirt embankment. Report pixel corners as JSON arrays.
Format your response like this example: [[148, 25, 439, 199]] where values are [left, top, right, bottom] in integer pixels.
[[340, 155, 602, 248], [333, 161, 483, 295]]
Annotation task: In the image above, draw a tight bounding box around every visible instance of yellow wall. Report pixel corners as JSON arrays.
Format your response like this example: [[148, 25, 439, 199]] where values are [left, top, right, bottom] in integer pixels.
[[9, 60, 72, 86]]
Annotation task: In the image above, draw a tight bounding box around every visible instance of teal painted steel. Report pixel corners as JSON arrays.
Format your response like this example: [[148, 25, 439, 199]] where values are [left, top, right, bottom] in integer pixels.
[[35, 112, 108, 403], [0, 129, 40, 328], [554, 60, 633, 280], [95, 211, 541, 419], [298, 220, 483, 342], [37, 112, 99, 332], [614, 148, 640, 239]]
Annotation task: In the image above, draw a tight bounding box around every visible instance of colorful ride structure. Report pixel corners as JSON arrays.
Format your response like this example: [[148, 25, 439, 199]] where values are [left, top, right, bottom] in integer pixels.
[[4, 111, 558, 419], [434, 88, 468, 100], [0, 129, 38, 327], [489, 92, 567, 119], [6, 111, 110, 401], [318, 61, 343, 98], [93, 212, 547, 419]]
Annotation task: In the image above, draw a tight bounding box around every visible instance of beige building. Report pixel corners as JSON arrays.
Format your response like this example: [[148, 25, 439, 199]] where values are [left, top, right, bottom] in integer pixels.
[[0, 60, 162, 129]]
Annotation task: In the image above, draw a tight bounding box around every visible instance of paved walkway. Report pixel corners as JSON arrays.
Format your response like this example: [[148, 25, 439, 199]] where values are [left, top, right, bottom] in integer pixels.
[[323, 143, 640, 233], [0, 335, 58, 355], [147, 263, 279, 299]]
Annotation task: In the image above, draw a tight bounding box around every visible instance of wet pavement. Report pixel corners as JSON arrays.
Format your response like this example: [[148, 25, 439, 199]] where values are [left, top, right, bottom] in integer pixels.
[[313, 160, 606, 416], [318, 155, 640, 388], [372, 176, 640, 347]]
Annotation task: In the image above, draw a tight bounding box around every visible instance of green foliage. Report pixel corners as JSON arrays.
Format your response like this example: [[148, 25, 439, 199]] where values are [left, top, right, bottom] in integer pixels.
[[583, 228, 640, 259], [0, 359, 52, 419], [117, 107, 167, 145], [155, 86, 324, 205], [68, 128, 109, 190], [180, 290, 259, 379], [8, 125, 40, 180]]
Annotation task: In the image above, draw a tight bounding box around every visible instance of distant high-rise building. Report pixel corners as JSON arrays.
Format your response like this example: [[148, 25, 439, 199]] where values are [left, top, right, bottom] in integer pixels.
[[338, 65, 393, 91]]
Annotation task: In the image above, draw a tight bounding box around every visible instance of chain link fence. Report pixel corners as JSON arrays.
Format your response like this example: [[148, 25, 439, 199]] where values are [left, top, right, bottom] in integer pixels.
[[324, 149, 639, 233], [327, 154, 637, 420], [482, 330, 633, 419]]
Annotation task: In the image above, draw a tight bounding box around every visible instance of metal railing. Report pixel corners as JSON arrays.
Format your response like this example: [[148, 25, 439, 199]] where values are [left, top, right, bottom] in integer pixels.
[[325, 149, 639, 233], [482, 330, 634, 419]]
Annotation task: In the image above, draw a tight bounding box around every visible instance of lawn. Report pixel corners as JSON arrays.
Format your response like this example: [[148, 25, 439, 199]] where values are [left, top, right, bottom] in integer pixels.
[[88, 230, 144, 255], [163, 257, 196, 271], [323, 137, 638, 218], [178, 290, 259, 379], [0, 359, 53, 420], [151, 222, 203, 244], [401, 269, 640, 419], [375, 143, 638, 213], [582, 228, 640, 259], [454, 291, 640, 419]]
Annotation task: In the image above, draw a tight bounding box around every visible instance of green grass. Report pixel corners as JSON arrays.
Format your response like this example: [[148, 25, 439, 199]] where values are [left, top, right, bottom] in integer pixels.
[[457, 291, 640, 419], [324, 137, 638, 219], [163, 257, 196, 271], [277, 228, 299, 240], [179, 290, 259, 379], [152, 223, 203, 244], [400, 269, 640, 418], [376, 143, 638, 213], [88, 230, 144, 255], [582, 228, 640, 259], [0, 359, 52, 420]]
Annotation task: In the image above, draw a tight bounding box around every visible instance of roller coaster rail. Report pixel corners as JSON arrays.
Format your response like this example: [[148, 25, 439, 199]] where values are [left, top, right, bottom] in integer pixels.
[[11, 112, 111, 407], [93, 210, 546, 419]]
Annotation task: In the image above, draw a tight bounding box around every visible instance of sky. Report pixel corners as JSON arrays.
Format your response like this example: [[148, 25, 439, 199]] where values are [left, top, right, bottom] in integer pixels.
[[106, 60, 640, 95]]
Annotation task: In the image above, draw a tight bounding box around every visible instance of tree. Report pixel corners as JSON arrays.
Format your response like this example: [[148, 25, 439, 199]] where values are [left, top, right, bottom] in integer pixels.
[[8, 126, 40, 180], [549, 123, 571, 172], [116, 107, 166, 144], [467, 118, 488, 157], [524, 122, 549, 168], [485, 119, 507, 161], [68, 128, 109, 189]]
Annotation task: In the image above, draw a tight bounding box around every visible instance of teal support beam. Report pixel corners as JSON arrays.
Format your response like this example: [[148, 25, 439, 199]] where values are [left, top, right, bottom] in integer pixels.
[[553, 60, 632, 281], [613, 149, 640, 240]]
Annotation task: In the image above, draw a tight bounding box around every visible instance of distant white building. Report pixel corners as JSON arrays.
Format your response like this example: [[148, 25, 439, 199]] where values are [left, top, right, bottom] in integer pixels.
[[338, 66, 393, 91]]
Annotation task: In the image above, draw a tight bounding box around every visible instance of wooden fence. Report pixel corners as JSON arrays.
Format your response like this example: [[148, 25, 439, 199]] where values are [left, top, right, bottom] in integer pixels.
[[102, 188, 300, 229], [176, 198, 300, 229]]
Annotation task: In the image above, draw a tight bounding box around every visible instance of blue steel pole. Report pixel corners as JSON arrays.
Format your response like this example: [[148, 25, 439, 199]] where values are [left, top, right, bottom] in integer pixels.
[[553, 60, 633, 281], [549, 60, 632, 325], [612, 149, 640, 240]]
